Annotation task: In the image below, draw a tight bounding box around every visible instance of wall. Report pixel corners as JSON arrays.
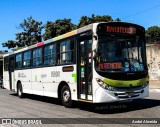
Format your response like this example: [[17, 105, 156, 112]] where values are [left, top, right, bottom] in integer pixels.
[[146, 44, 160, 81]]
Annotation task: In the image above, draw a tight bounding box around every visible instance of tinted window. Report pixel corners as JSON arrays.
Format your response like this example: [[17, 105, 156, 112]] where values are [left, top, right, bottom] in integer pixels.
[[95, 36, 146, 72], [4, 57, 9, 71], [44, 44, 56, 65], [23, 51, 31, 68], [32, 48, 42, 67], [57, 38, 75, 64], [15, 53, 22, 69]]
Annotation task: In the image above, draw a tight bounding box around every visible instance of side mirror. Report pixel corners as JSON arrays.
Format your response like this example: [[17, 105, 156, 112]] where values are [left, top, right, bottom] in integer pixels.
[[93, 35, 98, 40]]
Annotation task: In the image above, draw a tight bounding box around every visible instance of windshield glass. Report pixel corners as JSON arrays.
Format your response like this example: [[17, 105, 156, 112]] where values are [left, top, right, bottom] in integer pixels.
[[95, 36, 146, 72]]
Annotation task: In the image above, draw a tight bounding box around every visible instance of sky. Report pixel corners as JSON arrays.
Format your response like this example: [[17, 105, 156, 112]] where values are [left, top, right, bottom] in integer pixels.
[[0, 0, 160, 50]]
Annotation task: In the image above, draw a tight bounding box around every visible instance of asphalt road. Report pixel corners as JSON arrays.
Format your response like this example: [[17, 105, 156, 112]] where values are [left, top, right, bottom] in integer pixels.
[[0, 88, 160, 127]]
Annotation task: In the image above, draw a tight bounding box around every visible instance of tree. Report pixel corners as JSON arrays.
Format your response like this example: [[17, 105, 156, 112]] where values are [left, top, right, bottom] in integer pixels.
[[2, 15, 121, 49], [43, 18, 76, 40], [2, 16, 43, 49], [115, 18, 121, 22], [146, 26, 160, 43], [2, 40, 17, 49], [18, 16, 43, 46], [43, 21, 56, 41], [77, 14, 120, 28], [77, 16, 89, 28], [146, 26, 160, 37]]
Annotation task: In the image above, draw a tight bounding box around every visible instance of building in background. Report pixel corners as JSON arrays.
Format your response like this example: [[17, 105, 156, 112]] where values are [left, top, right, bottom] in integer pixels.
[[0, 50, 8, 77]]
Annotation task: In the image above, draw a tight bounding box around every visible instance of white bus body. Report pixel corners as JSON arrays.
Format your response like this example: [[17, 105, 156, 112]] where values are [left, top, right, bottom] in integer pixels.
[[3, 22, 149, 107]]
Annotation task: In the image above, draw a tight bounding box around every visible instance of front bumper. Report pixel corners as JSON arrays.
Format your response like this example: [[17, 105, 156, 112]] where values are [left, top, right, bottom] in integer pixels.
[[94, 84, 149, 103]]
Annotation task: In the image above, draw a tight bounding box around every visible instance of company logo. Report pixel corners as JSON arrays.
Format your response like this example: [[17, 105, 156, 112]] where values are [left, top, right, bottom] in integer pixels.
[[2, 119, 11, 124]]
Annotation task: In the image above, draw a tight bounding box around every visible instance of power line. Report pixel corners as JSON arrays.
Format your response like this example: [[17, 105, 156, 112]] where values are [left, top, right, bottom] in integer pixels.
[[121, 3, 160, 20]]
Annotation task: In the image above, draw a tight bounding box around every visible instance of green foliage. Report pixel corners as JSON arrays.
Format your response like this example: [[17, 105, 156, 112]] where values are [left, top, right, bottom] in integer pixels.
[[146, 26, 160, 37], [2, 16, 43, 50], [43, 15, 120, 40], [146, 26, 160, 44], [77, 14, 120, 28], [2, 15, 122, 49], [114, 18, 121, 22], [2, 40, 17, 49], [17, 16, 43, 46], [77, 16, 89, 28], [43, 18, 76, 40], [43, 21, 56, 41]]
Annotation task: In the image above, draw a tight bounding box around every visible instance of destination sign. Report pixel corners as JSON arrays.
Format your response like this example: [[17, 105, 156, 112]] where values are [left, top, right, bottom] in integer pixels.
[[97, 23, 140, 35], [106, 26, 136, 34], [98, 62, 122, 70]]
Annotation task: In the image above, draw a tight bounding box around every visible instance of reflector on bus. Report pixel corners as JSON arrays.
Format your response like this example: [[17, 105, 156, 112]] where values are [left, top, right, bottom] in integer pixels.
[[36, 42, 44, 47]]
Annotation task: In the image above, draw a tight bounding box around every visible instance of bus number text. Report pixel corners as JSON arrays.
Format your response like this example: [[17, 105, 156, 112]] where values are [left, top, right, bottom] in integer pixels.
[[51, 71, 60, 77]]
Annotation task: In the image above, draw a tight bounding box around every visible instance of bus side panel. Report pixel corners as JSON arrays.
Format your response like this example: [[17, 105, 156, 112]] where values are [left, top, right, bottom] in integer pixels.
[[14, 70, 23, 92], [92, 64, 103, 103], [42, 66, 58, 97], [31, 68, 43, 96], [20, 69, 32, 94], [56, 65, 77, 101], [11, 72, 15, 90], [3, 71, 10, 90]]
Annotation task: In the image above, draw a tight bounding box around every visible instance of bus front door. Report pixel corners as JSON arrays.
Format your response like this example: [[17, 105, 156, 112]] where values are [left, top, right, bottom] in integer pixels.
[[78, 36, 93, 101], [9, 56, 15, 91]]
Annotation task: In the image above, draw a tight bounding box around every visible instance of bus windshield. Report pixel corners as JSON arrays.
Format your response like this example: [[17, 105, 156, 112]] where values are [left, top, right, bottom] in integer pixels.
[[95, 35, 146, 72]]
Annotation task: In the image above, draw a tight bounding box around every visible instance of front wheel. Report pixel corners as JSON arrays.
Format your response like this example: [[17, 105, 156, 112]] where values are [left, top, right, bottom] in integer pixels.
[[17, 83, 24, 98], [61, 85, 73, 108]]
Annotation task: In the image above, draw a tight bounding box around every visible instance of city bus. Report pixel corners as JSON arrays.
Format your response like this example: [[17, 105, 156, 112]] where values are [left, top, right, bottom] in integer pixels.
[[3, 22, 149, 107]]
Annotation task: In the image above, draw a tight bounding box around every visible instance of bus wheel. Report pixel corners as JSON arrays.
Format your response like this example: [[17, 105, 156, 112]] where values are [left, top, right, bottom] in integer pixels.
[[17, 83, 23, 98], [61, 85, 72, 108]]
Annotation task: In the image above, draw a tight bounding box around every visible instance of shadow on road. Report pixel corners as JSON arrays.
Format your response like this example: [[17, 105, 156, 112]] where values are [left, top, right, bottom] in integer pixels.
[[10, 93, 62, 106], [77, 99, 160, 114], [10, 92, 160, 114]]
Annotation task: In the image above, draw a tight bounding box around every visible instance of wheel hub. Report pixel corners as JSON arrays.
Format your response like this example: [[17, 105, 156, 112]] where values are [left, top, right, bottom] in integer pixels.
[[63, 90, 70, 102]]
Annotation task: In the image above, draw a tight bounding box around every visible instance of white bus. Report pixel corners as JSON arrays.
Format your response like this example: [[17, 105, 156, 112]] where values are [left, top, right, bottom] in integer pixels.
[[3, 22, 149, 107]]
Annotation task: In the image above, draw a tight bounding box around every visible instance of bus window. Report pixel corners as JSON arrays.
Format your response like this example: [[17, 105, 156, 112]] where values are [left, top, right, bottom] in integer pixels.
[[32, 48, 42, 67], [58, 38, 74, 64], [4, 57, 9, 71], [44, 44, 56, 65], [23, 51, 31, 68], [15, 53, 22, 69]]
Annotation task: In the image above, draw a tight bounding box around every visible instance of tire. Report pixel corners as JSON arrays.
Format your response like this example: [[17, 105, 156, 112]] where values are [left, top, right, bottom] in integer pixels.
[[17, 83, 24, 98], [61, 85, 73, 108]]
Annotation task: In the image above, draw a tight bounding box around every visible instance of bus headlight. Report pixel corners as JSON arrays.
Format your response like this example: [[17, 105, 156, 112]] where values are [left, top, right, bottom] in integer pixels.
[[142, 81, 149, 88], [96, 78, 115, 91]]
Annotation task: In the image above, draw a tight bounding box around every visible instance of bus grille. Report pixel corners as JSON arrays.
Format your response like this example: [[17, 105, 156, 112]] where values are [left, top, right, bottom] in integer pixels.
[[114, 89, 144, 99]]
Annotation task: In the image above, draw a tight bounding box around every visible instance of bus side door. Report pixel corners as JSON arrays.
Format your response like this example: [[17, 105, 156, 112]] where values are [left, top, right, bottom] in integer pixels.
[[77, 33, 93, 101], [9, 56, 15, 91]]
